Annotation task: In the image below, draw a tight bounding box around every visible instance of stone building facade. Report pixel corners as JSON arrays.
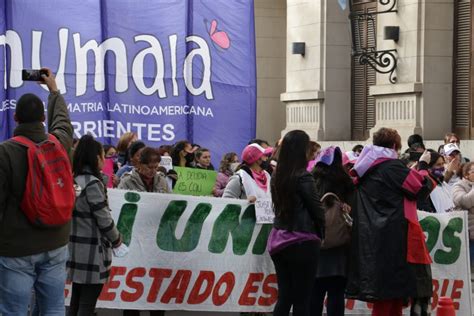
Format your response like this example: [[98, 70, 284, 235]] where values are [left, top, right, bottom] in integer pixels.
[[255, 0, 474, 145]]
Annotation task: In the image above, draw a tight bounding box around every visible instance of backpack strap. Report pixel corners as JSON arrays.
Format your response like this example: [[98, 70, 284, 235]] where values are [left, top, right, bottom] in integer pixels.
[[11, 134, 58, 148], [46, 134, 61, 146], [320, 192, 341, 203], [237, 173, 244, 199], [11, 135, 36, 148]]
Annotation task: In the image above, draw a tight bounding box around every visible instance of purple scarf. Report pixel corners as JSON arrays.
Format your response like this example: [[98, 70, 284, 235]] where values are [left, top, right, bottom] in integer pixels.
[[353, 145, 398, 178]]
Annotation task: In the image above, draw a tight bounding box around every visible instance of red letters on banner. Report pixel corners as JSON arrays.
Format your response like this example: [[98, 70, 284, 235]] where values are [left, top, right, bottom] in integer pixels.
[[431, 279, 464, 310], [187, 271, 215, 304], [70, 267, 465, 311], [121, 267, 146, 302], [161, 270, 192, 304], [239, 273, 264, 305], [99, 266, 127, 301], [258, 274, 277, 306], [147, 268, 172, 302], [212, 272, 235, 306]]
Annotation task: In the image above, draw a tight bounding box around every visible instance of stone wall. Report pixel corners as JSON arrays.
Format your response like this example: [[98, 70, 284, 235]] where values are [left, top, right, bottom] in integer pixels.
[[254, 0, 287, 145]]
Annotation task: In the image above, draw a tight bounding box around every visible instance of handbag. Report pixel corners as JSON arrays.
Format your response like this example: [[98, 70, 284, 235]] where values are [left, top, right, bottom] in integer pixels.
[[320, 192, 352, 250]]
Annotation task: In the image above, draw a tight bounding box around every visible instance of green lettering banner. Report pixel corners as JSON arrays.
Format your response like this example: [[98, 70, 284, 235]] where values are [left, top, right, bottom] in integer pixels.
[[64, 191, 472, 314], [172, 167, 218, 196]]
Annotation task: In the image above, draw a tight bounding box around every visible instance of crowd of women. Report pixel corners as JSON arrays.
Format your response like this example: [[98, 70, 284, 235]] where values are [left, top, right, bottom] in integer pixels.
[[67, 128, 473, 316]]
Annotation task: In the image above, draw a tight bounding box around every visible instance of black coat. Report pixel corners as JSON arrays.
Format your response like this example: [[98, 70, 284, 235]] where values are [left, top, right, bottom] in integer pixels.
[[346, 159, 434, 301]]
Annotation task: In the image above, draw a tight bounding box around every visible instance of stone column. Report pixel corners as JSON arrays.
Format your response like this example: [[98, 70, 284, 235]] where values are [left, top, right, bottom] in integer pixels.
[[255, 0, 287, 144], [281, 0, 351, 141]]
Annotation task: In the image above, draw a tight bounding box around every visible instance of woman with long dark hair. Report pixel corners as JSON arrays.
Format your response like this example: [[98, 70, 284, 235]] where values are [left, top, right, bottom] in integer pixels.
[[68, 135, 123, 315], [268, 130, 325, 316], [310, 146, 355, 316]]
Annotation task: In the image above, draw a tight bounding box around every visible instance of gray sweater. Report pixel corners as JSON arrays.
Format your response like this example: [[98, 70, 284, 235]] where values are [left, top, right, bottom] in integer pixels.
[[452, 178, 474, 240]]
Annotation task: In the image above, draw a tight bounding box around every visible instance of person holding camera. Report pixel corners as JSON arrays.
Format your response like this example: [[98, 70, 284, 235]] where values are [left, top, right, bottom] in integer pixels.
[[0, 68, 73, 315]]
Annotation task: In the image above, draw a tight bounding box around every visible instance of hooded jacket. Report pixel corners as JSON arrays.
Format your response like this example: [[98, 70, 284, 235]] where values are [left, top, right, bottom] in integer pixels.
[[347, 145, 434, 301]]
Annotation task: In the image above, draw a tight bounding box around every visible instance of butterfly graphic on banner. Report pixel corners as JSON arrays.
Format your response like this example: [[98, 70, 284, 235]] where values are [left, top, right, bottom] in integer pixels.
[[205, 19, 231, 50]]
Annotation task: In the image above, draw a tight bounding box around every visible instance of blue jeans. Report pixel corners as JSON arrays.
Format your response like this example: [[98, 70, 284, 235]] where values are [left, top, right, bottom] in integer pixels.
[[0, 246, 68, 316]]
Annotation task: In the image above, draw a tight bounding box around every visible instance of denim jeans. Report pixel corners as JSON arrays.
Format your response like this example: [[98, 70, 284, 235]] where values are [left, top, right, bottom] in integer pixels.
[[0, 245, 68, 316]]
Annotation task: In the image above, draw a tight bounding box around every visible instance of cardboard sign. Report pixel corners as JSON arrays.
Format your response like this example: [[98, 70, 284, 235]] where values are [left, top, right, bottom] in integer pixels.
[[255, 198, 274, 224], [160, 156, 173, 172], [172, 167, 217, 196]]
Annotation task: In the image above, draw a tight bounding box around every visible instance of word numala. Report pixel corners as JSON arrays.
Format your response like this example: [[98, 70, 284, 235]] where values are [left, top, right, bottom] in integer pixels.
[[0, 29, 214, 98]]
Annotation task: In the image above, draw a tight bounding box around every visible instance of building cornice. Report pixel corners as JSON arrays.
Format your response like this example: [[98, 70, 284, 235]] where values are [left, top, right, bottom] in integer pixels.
[[280, 90, 325, 102], [369, 82, 423, 96]]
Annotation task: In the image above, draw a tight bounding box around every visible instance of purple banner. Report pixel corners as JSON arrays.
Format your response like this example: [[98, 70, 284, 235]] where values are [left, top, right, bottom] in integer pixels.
[[0, 0, 256, 164]]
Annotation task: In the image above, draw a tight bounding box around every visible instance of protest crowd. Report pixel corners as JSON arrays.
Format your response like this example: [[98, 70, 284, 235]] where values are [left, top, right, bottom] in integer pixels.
[[0, 69, 472, 316]]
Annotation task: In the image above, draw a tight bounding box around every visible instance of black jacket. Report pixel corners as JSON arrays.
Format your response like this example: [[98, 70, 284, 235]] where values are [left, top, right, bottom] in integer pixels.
[[346, 159, 433, 301], [273, 171, 325, 239]]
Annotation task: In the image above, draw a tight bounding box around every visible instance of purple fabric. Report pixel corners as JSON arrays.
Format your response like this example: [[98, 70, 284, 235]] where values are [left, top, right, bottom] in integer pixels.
[[353, 145, 398, 178], [314, 146, 341, 166], [267, 228, 320, 256], [213, 171, 231, 197], [306, 159, 316, 172], [0, 1, 257, 168]]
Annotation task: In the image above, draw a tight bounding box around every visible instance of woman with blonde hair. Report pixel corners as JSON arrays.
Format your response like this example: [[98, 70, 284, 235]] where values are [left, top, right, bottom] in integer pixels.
[[116, 132, 137, 167]]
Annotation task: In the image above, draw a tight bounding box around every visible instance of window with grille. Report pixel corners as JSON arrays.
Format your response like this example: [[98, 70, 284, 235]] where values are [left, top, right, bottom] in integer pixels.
[[453, 0, 473, 138], [351, 1, 377, 140]]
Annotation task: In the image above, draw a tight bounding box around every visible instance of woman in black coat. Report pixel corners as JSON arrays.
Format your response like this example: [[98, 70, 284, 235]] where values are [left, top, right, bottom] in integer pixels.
[[310, 146, 355, 316], [346, 128, 434, 316]]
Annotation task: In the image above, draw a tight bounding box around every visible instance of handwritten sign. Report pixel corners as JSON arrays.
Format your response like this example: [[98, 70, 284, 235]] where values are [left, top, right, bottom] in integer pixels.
[[173, 167, 217, 196], [255, 198, 274, 224], [160, 156, 173, 172]]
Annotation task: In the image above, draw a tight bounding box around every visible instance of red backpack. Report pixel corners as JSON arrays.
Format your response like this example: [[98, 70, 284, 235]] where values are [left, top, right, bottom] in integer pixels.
[[12, 134, 75, 227]]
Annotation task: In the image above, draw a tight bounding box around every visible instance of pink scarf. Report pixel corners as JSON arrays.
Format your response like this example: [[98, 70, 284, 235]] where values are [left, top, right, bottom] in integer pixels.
[[251, 169, 268, 191]]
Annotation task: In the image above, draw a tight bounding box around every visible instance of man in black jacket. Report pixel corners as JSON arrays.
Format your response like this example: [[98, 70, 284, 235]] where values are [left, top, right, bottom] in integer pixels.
[[0, 68, 73, 315]]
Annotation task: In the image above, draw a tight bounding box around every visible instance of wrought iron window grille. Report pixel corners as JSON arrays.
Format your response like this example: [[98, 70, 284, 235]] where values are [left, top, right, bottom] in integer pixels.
[[350, 0, 398, 84]]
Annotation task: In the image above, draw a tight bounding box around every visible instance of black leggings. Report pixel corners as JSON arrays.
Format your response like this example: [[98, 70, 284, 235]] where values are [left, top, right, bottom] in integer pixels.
[[271, 241, 320, 316], [311, 276, 346, 316], [68, 283, 104, 316]]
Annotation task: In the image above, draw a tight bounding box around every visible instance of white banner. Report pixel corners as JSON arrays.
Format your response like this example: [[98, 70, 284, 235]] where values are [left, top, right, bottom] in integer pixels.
[[65, 190, 472, 314]]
